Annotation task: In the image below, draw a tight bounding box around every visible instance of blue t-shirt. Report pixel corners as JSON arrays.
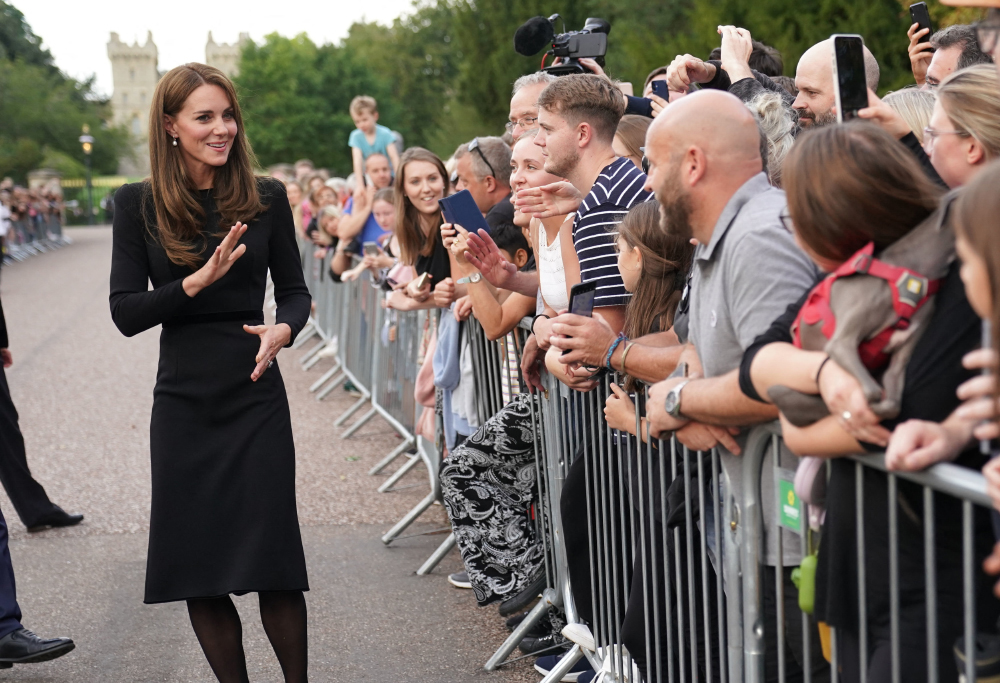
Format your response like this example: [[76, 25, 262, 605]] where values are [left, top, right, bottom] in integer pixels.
[[344, 196, 390, 254], [348, 124, 396, 162]]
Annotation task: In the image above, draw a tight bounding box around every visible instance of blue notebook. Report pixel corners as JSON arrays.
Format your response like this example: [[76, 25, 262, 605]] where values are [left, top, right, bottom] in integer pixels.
[[439, 190, 492, 235]]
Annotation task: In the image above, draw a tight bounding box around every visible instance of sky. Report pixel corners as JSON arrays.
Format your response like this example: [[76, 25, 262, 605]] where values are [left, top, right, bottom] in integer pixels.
[[15, 0, 417, 98]]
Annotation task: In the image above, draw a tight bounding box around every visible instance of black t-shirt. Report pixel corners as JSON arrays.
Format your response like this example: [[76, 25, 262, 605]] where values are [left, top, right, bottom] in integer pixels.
[[414, 227, 451, 288], [740, 262, 999, 634]]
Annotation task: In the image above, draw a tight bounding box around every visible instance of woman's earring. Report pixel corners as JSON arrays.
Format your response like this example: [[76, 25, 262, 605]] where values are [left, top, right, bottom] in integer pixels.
[[172, 137, 178, 147]]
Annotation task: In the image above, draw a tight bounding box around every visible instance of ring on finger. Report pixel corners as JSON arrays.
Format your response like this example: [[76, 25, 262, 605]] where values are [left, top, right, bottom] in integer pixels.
[[268, 359, 274, 368]]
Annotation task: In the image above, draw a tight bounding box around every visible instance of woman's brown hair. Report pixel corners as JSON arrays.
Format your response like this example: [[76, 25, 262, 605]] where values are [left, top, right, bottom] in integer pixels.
[[953, 160, 1000, 381], [393, 147, 448, 266], [617, 200, 693, 392], [783, 122, 943, 263], [614, 115, 651, 168], [147, 63, 263, 268]]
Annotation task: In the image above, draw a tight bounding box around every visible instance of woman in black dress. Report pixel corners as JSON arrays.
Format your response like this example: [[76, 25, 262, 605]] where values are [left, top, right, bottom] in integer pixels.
[[109, 63, 311, 682]]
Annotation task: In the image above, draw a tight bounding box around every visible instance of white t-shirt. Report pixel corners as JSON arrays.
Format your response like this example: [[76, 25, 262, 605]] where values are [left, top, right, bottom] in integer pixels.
[[0, 204, 10, 238]]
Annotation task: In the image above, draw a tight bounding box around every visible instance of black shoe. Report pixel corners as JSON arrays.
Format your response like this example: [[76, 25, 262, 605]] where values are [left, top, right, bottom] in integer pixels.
[[0, 628, 74, 664], [27, 506, 83, 533], [518, 632, 568, 656], [504, 612, 551, 638], [498, 570, 547, 617]]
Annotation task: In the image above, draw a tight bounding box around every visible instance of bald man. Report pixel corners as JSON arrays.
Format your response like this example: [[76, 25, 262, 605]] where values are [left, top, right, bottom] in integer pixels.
[[667, 36, 880, 128], [643, 90, 827, 682]]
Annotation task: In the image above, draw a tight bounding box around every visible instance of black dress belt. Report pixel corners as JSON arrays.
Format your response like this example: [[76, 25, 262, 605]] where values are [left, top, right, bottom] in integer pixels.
[[163, 310, 263, 327]]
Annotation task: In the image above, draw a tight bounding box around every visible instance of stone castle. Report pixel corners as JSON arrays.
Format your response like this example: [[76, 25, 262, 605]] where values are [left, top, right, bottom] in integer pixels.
[[107, 31, 249, 175]]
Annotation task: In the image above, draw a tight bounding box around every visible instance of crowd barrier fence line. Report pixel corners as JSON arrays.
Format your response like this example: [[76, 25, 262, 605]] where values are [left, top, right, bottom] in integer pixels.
[[3, 214, 70, 264], [287, 249, 996, 683]]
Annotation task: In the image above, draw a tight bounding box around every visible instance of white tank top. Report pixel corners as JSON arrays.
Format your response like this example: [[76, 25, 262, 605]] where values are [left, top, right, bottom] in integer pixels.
[[538, 216, 570, 312]]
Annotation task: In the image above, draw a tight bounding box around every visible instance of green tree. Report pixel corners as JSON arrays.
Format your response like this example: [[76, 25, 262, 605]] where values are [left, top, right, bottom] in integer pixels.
[[0, 0, 53, 70]]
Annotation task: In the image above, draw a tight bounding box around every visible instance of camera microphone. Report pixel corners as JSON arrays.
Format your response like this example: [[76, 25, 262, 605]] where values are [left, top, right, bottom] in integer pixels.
[[513, 16, 555, 56]]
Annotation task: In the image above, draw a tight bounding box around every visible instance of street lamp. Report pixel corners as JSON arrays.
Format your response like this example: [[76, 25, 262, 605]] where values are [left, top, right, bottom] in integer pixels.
[[78, 124, 95, 225]]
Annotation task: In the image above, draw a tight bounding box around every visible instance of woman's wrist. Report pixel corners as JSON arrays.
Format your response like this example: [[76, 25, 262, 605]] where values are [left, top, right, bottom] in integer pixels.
[[182, 273, 204, 298]]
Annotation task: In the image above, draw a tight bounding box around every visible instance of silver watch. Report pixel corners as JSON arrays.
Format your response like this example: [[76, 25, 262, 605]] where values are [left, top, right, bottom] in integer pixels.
[[456, 272, 482, 285], [664, 379, 691, 419]]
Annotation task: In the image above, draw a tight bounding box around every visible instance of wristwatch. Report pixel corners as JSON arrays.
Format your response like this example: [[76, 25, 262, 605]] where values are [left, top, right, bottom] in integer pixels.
[[664, 379, 691, 419], [456, 272, 482, 285]]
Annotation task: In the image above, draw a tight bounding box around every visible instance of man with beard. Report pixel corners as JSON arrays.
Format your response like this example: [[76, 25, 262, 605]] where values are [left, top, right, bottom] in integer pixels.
[[637, 89, 825, 682], [666, 35, 879, 129]]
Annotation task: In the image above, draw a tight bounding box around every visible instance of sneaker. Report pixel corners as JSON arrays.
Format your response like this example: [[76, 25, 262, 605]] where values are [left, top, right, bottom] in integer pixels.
[[561, 623, 596, 652], [534, 652, 594, 682], [343, 381, 362, 398], [577, 671, 598, 683], [518, 632, 568, 656], [447, 571, 472, 589]]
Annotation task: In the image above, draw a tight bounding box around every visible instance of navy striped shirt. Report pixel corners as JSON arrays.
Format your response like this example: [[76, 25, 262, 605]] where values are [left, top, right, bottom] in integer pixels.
[[573, 157, 654, 307]]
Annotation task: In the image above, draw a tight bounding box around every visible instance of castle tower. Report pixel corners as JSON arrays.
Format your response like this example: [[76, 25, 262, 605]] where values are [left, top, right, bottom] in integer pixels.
[[107, 31, 160, 175], [205, 32, 249, 79]]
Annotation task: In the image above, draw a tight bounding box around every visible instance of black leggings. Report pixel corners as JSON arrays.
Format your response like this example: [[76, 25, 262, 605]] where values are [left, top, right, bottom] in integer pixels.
[[187, 590, 308, 683]]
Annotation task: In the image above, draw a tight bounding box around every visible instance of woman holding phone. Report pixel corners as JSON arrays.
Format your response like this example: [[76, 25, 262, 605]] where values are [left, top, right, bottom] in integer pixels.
[[109, 63, 311, 682]]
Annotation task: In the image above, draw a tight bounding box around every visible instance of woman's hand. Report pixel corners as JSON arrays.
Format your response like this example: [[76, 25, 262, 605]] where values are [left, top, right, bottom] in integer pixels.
[[183, 222, 247, 297], [0, 349, 11, 369], [450, 224, 472, 265], [434, 277, 456, 309], [956, 349, 1000, 440], [983, 457, 1000, 516], [604, 383, 638, 433], [453, 295, 473, 321], [649, 93, 668, 117], [885, 419, 968, 471], [515, 182, 583, 218], [533, 316, 556, 350], [243, 322, 291, 382], [718, 25, 754, 82], [817, 359, 891, 447], [441, 222, 458, 251], [521, 333, 545, 394], [313, 247, 328, 259], [857, 89, 913, 140], [406, 276, 433, 302]]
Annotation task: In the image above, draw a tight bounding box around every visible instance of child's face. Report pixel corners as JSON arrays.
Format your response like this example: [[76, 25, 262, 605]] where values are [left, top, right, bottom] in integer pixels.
[[616, 235, 642, 293], [957, 233, 993, 320], [372, 199, 395, 231], [352, 110, 378, 133]]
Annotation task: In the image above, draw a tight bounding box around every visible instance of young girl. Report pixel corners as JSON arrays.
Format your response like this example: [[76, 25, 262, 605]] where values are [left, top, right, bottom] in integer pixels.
[[341, 188, 398, 282]]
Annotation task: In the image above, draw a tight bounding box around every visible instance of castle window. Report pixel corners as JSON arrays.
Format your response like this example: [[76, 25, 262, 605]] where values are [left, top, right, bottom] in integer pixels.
[[130, 68, 135, 81], [131, 116, 141, 135], [122, 93, 128, 106]]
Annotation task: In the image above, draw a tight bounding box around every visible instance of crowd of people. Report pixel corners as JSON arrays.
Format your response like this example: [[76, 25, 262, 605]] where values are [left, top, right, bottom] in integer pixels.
[[265, 4, 1000, 682], [0, 181, 67, 268]]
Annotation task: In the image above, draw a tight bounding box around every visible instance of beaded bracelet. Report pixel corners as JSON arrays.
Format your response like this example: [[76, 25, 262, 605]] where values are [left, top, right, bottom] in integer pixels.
[[605, 332, 628, 370]]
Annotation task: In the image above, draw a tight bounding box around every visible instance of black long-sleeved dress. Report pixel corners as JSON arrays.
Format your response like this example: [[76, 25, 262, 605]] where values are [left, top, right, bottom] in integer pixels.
[[109, 178, 311, 604]]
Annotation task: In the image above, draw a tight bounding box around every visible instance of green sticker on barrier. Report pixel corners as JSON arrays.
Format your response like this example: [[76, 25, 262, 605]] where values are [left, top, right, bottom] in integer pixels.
[[778, 479, 802, 533]]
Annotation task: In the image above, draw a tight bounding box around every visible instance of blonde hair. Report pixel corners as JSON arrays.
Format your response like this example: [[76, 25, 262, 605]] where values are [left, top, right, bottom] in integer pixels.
[[350, 95, 378, 117], [746, 92, 795, 187], [882, 88, 935, 145], [938, 65, 1000, 162], [315, 204, 341, 246]]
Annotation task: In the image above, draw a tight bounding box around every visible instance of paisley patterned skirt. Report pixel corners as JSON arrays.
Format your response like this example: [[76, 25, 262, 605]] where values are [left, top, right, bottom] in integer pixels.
[[440, 392, 544, 606]]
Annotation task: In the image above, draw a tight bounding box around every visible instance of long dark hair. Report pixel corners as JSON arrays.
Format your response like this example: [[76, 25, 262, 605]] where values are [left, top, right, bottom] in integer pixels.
[[618, 201, 693, 391], [393, 147, 447, 265], [147, 63, 263, 268]]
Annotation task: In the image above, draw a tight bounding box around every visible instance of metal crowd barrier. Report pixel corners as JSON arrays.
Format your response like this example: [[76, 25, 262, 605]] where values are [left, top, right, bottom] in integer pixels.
[[4, 214, 70, 265], [287, 253, 1000, 683]]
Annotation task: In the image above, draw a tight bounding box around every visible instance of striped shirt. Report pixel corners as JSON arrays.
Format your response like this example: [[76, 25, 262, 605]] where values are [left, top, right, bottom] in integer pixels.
[[573, 157, 654, 307]]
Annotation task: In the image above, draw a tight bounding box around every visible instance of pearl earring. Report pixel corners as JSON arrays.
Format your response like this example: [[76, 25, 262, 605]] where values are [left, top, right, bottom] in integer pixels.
[[172, 137, 178, 147]]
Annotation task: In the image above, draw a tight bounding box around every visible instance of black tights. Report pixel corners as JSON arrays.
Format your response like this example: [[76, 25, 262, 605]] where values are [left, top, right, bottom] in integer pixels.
[[186, 591, 308, 683]]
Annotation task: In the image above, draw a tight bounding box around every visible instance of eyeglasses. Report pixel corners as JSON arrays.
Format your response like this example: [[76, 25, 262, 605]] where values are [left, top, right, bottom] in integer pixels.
[[922, 126, 971, 149], [504, 117, 539, 134], [639, 146, 649, 175], [468, 137, 497, 180], [975, 19, 1000, 54]]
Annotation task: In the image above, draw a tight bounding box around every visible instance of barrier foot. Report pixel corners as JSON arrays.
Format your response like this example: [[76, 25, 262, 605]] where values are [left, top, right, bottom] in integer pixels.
[[539, 644, 584, 683], [315, 374, 347, 401], [298, 338, 329, 367], [291, 322, 318, 349], [309, 363, 342, 393], [368, 438, 415, 476], [381, 490, 436, 545], [485, 588, 559, 671], [334, 393, 371, 426], [377, 453, 421, 493], [416, 533, 456, 575], [341, 406, 377, 438]]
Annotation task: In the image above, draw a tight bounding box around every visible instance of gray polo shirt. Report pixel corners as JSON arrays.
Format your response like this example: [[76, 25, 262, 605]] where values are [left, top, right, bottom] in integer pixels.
[[688, 172, 818, 566]]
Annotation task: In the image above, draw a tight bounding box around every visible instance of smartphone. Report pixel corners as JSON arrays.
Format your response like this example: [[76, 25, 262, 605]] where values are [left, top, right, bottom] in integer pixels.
[[982, 320, 993, 456], [831, 35, 868, 123], [562, 281, 598, 356], [909, 2, 933, 38], [439, 189, 491, 235], [651, 79, 669, 100], [363, 241, 380, 257], [413, 272, 431, 291]]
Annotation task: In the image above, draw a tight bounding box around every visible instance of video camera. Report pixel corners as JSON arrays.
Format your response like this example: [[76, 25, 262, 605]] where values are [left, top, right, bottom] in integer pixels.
[[513, 14, 611, 76]]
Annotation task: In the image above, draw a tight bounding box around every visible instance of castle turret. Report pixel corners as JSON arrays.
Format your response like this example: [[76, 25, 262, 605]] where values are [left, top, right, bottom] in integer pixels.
[[206, 32, 249, 79]]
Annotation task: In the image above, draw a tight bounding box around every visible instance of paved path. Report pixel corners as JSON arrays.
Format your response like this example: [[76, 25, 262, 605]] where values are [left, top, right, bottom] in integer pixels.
[[0, 227, 537, 682]]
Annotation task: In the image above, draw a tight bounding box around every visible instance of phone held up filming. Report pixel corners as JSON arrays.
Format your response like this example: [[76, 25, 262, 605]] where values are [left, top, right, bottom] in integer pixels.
[[831, 34, 868, 124]]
